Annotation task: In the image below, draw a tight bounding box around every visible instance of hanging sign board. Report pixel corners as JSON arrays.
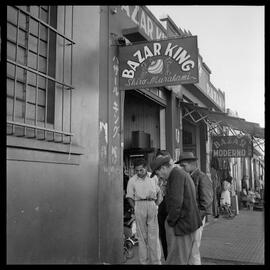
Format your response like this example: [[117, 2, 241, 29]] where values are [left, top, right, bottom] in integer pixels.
[[119, 36, 199, 90], [212, 136, 253, 158]]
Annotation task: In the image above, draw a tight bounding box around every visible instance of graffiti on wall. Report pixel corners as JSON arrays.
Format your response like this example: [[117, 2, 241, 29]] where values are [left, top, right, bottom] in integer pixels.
[[111, 56, 120, 165]]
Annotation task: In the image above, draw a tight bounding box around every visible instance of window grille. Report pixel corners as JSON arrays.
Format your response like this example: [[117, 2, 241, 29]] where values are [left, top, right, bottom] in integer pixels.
[[7, 6, 75, 144]]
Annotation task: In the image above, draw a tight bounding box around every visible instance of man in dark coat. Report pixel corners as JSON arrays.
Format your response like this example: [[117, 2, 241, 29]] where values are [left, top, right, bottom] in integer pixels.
[[150, 155, 202, 264], [175, 152, 213, 264]]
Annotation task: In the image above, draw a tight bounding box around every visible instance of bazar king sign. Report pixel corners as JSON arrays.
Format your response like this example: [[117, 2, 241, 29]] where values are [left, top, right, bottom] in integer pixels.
[[212, 136, 253, 158], [119, 36, 199, 90]]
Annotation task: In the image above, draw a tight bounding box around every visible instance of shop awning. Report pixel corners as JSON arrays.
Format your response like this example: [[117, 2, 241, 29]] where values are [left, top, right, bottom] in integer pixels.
[[180, 101, 264, 154]]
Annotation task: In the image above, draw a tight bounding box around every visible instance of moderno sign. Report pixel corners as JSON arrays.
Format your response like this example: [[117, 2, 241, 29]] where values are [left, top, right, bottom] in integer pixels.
[[212, 136, 253, 158], [119, 36, 199, 90]]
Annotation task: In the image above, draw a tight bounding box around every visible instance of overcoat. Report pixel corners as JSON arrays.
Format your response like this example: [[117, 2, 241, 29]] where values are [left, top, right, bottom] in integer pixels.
[[166, 167, 202, 236], [191, 168, 213, 218]]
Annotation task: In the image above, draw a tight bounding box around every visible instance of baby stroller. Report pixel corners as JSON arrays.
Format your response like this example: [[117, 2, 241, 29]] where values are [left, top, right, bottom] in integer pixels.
[[123, 199, 138, 262]]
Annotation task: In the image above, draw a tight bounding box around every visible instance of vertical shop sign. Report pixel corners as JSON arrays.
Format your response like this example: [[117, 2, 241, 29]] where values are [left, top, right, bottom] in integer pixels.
[[212, 136, 253, 158], [111, 56, 120, 165], [119, 36, 199, 90]]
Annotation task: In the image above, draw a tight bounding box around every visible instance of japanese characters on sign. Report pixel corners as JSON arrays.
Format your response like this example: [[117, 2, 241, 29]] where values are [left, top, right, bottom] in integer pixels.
[[212, 136, 253, 158], [119, 36, 199, 90]]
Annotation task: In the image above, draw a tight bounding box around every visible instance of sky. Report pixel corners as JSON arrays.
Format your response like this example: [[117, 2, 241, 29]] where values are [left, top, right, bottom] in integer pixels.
[[148, 5, 265, 128]]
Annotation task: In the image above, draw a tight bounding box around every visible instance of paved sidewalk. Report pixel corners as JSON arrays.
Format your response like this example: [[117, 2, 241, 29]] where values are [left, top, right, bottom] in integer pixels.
[[124, 208, 264, 265], [201, 208, 264, 265]]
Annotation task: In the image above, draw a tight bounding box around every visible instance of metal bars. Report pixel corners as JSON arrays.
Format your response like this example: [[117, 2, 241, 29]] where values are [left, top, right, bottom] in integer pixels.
[[7, 5, 75, 143], [181, 103, 264, 154]]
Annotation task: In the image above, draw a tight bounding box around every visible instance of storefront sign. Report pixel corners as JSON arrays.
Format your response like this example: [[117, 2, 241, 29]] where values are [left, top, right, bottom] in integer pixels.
[[212, 136, 253, 158], [119, 36, 199, 90], [120, 6, 167, 41]]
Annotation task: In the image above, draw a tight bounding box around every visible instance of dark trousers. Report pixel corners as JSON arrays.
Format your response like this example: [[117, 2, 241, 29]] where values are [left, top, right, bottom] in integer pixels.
[[158, 199, 168, 259]]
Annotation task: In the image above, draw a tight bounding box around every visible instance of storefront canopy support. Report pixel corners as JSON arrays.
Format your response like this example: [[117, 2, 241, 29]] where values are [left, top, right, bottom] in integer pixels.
[[181, 101, 265, 154]]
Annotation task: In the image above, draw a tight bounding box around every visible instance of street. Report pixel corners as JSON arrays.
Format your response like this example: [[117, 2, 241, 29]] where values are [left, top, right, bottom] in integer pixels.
[[124, 208, 264, 265]]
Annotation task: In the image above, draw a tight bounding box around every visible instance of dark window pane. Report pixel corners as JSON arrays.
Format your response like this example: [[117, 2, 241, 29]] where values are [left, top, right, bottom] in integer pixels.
[[39, 55, 47, 73], [28, 51, 37, 69], [40, 8, 48, 23], [7, 79, 15, 97], [38, 105, 45, 121], [7, 63, 15, 77], [17, 46, 26, 65], [17, 67, 26, 82], [18, 29, 27, 47], [7, 6, 18, 25], [16, 81, 25, 100], [27, 85, 36, 103], [30, 6, 39, 18], [7, 42, 16, 61], [40, 24, 47, 41], [26, 103, 35, 120], [7, 23, 17, 43], [7, 97, 14, 116], [27, 71, 37, 86], [38, 76, 46, 89], [30, 18, 38, 36], [18, 13, 27, 30], [29, 34, 38, 52], [38, 89, 45, 106], [15, 100, 25, 118], [39, 40, 47, 57]]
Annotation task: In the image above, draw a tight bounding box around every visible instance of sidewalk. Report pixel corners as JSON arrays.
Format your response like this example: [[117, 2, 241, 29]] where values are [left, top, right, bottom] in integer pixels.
[[201, 208, 264, 265], [124, 208, 264, 265]]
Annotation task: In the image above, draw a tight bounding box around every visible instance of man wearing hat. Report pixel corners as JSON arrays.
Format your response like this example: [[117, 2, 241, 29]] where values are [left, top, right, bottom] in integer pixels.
[[126, 158, 162, 264], [150, 155, 202, 264], [175, 152, 213, 264]]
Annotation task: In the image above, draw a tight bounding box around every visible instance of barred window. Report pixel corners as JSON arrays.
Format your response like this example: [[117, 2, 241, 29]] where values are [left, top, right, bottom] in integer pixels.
[[7, 6, 75, 143]]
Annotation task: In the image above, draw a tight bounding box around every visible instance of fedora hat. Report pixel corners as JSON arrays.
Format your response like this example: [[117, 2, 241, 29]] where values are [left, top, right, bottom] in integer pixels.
[[175, 152, 198, 164], [150, 156, 170, 178]]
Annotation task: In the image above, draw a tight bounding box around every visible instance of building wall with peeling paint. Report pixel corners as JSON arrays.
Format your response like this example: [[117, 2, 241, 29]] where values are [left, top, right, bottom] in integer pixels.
[[7, 6, 101, 264]]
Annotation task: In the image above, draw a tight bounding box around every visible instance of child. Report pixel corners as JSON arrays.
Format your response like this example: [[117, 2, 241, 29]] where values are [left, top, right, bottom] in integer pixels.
[[220, 180, 233, 217]]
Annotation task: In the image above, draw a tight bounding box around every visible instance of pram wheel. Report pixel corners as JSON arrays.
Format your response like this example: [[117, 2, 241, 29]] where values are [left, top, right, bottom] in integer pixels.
[[124, 239, 134, 258]]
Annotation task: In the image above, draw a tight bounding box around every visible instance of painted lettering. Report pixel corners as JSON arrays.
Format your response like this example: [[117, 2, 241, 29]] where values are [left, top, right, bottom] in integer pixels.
[[122, 69, 134, 79], [181, 60, 195, 71], [144, 46, 154, 59], [133, 50, 145, 63], [153, 43, 161, 56], [164, 43, 178, 57], [127, 60, 140, 71], [131, 6, 139, 25], [147, 17, 153, 39], [240, 139, 247, 148], [156, 27, 165, 39], [140, 10, 147, 34], [175, 49, 190, 64], [213, 141, 221, 149]]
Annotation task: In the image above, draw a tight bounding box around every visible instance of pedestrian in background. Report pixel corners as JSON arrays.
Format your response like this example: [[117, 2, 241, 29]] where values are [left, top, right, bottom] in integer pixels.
[[155, 149, 174, 260], [126, 158, 162, 264], [175, 152, 213, 264], [150, 155, 202, 264]]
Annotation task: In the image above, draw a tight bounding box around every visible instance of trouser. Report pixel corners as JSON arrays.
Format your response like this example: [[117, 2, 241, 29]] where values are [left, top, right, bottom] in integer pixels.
[[188, 216, 206, 264], [165, 218, 201, 265], [135, 200, 161, 264], [157, 199, 168, 259]]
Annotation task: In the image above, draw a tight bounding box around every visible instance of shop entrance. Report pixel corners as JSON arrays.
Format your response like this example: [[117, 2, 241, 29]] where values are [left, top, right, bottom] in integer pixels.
[[182, 119, 197, 156], [123, 90, 165, 177]]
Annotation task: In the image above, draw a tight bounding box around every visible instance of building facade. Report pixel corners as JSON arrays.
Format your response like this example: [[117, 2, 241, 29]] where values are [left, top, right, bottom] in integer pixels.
[[6, 5, 264, 264]]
